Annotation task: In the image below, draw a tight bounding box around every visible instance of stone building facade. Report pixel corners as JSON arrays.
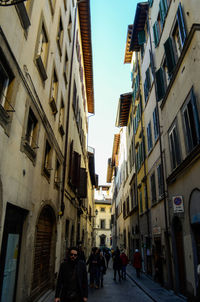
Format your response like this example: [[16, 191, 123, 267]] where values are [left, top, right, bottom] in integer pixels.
[[0, 0, 95, 301]]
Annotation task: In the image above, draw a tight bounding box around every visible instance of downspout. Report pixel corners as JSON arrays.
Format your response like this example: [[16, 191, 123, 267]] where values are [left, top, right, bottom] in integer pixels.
[[146, 13, 173, 288]]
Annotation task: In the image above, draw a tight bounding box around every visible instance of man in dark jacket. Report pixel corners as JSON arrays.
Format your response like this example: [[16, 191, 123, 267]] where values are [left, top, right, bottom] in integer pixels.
[[55, 247, 88, 302]]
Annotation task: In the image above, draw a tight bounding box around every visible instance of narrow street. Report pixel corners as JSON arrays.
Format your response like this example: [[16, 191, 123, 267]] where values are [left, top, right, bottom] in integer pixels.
[[41, 262, 187, 302], [88, 265, 153, 302]]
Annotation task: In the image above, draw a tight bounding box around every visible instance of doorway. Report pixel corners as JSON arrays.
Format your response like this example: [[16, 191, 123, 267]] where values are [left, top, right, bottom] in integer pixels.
[[0, 203, 28, 302], [173, 216, 186, 294]]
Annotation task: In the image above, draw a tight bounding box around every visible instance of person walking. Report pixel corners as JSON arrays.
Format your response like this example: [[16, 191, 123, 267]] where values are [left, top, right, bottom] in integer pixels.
[[120, 250, 129, 280], [105, 250, 111, 268], [99, 252, 106, 287], [54, 247, 88, 302], [133, 249, 142, 278], [86, 247, 100, 288], [113, 247, 122, 281]]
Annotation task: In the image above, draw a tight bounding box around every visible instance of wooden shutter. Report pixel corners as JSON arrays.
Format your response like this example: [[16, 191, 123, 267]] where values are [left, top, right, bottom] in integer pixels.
[[164, 37, 176, 75], [153, 22, 159, 47], [155, 67, 165, 101], [78, 168, 87, 198], [68, 140, 73, 185], [32, 207, 55, 298], [71, 151, 81, 188], [138, 30, 146, 45]]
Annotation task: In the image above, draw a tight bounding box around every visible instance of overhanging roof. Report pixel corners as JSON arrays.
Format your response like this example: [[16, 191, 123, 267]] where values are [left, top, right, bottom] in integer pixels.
[[106, 158, 113, 183], [78, 0, 94, 113], [115, 93, 132, 127], [129, 2, 149, 52], [112, 134, 120, 166], [124, 25, 133, 64]]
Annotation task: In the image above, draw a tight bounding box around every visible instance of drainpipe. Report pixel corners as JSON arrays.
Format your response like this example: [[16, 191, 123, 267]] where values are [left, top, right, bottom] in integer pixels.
[[146, 13, 173, 288]]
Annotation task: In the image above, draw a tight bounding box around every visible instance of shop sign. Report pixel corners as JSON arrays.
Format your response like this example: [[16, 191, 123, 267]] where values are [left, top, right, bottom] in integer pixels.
[[152, 226, 161, 235], [173, 196, 184, 213]]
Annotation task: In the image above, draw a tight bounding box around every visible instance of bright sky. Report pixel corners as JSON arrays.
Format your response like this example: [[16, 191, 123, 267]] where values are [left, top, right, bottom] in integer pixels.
[[88, 0, 139, 185]]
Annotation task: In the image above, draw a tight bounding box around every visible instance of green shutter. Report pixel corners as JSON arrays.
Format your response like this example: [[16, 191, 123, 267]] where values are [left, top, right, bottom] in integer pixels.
[[146, 68, 151, 91], [177, 3, 187, 46], [148, 0, 153, 8], [138, 30, 146, 45], [155, 67, 165, 101], [164, 37, 176, 75], [153, 22, 159, 47], [159, 0, 165, 25]]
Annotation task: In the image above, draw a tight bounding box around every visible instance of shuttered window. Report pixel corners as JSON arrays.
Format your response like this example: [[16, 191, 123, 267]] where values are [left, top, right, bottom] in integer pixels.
[[138, 30, 146, 45], [150, 172, 157, 203], [147, 122, 153, 152], [78, 168, 87, 198], [153, 106, 159, 141], [164, 37, 176, 75], [182, 88, 200, 154], [153, 21, 159, 47], [169, 123, 181, 170], [155, 67, 165, 101], [177, 3, 186, 47]]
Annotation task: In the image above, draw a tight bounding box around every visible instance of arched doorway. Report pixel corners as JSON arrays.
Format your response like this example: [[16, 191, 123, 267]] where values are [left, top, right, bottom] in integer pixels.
[[172, 216, 186, 294], [31, 205, 56, 300]]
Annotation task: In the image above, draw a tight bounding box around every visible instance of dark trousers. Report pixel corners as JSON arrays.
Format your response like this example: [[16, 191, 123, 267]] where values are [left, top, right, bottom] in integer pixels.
[[114, 268, 121, 280], [136, 268, 140, 278]]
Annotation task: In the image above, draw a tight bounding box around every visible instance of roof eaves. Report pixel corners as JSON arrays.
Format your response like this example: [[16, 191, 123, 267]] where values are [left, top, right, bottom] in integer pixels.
[[129, 2, 149, 52]]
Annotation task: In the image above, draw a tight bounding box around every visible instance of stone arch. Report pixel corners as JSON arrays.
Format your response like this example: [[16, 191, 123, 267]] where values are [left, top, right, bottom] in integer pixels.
[[31, 205, 56, 300]]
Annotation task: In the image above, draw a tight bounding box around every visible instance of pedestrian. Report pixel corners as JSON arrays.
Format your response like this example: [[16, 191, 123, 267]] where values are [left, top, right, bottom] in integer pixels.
[[86, 247, 100, 288], [105, 250, 111, 268], [113, 247, 122, 281], [120, 250, 129, 280], [78, 245, 86, 263], [99, 251, 106, 287], [133, 249, 142, 278], [54, 247, 88, 302]]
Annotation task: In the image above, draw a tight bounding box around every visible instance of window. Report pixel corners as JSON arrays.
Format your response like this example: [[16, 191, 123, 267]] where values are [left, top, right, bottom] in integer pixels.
[[100, 219, 105, 229], [57, 17, 64, 55], [25, 108, 39, 149], [100, 207, 105, 212], [49, 0, 56, 14], [157, 164, 164, 197], [150, 172, 157, 203], [15, 1, 31, 30], [182, 89, 200, 154], [63, 0, 67, 11], [169, 123, 181, 170], [0, 55, 14, 114], [36, 22, 48, 81], [126, 197, 130, 215], [49, 69, 58, 114], [100, 235, 105, 246], [164, 3, 186, 76], [63, 50, 69, 85], [59, 98, 65, 136], [147, 121, 153, 152], [54, 158, 61, 188], [22, 107, 39, 162], [68, 14, 72, 43], [72, 80, 77, 112], [153, 106, 159, 141], [43, 140, 52, 178]]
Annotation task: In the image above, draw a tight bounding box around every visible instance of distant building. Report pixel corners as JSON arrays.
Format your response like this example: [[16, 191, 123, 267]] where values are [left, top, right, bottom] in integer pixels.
[[94, 185, 112, 249]]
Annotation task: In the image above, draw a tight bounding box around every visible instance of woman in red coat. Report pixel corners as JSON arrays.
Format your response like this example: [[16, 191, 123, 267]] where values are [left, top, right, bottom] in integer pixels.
[[133, 249, 142, 278]]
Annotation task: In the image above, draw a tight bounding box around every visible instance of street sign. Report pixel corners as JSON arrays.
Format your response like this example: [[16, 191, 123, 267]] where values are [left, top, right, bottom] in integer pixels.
[[173, 196, 184, 213]]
